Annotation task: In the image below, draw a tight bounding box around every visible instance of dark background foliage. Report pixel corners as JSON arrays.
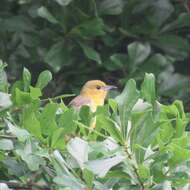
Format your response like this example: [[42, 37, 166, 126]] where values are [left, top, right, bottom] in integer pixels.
[[1, 0, 190, 106]]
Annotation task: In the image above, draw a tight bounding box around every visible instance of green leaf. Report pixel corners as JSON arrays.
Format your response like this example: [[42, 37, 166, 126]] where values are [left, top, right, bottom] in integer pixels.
[[16, 140, 45, 171], [108, 98, 118, 113], [141, 73, 156, 104], [79, 42, 101, 64], [70, 18, 105, 38], [29, 86, 42, 99], [149, 0, 174, 27], [107, 54, 127, 71], [6, 120, 30, 142], [151, 162, 165, 183], [44, 41, 69, 73], [154, 35, 190, 60], [128, 42, 151, 67], [22, 67, 31, 91], [141, 54, 168, 75], [167, 143, 190, 167], [131, 111, 159, 163], [0, 139, 14, 150], [98, 0, 124, 15], [115, 79, 140, 139], [58, 108, 77, 134], [53, 175, 86, 190], [132, 99, 151, 112], [23, 103, 42, 139], [158, 70, 190, 97], [40, 103, 58, 136], [38, 6, 58, 24], [82, 169, 94, 190], [79, 106, 93, 126], [36, 70, 52, 90], [86, 155, 125, 177], [0, 60, 8, 92], [26, 155, 45, 171], [0, 92, 12, 109], [51, 128, 65, 149], [67, 137, 88, 169], [161, 13, 190, 32], [54, 0, 73, 6], [138, 164, 150, 181], [0, 156, 25, 177], [53, 150, 86, 190], [96, 115, 124, 144], [14, 88, 31, 106]]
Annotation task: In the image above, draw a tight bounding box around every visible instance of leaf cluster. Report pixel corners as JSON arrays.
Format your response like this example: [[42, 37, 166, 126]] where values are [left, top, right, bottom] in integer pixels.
[[0, 67, 190, 190], [0, 0, 190, 103]]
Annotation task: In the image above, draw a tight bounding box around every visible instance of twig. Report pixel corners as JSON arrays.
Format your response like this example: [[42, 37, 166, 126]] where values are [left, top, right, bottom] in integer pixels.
[[0, 180, 50, 190]]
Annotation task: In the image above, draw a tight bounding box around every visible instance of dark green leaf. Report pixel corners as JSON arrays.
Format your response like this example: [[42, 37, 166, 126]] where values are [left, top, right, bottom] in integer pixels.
[[128, 42, 151, 67], [54, 0, 73, 6], [79, 42, 101, 64], [154, 35, 190, 60], [44, 41, 69, 73], [98, 0, 124, 15], [38, 6, 58, 24]]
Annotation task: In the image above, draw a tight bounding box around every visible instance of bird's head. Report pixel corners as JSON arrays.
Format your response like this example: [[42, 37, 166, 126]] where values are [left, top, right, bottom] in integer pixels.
[[80, 80, 117, 102]]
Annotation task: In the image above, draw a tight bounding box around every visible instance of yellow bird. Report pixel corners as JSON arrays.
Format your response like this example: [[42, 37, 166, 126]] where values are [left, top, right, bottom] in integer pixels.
[[69, 80, 117, 112]]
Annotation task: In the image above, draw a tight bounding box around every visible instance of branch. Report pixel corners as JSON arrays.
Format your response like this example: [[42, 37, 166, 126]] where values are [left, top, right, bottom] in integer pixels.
[[0, 180, 51, 190]]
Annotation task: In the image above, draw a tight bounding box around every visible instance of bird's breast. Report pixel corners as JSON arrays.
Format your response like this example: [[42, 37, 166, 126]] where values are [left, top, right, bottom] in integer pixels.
[[90, 97, 105, 112]]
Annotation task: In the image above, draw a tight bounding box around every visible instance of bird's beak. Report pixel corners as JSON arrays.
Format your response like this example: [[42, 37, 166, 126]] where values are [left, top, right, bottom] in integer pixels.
[[102, 85, 117, 91]]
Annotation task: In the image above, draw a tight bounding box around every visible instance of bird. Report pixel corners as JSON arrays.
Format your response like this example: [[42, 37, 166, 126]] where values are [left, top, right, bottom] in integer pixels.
[[69, 80, 117, 112]]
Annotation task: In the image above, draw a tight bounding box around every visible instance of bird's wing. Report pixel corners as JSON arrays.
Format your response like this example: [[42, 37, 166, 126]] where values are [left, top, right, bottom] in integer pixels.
[[68, 95, 92, 110]]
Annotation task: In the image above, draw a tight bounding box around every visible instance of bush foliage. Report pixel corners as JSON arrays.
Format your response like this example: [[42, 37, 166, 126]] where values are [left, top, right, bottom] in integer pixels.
[[0, 0, 190, 103], [1, 65, 190, 189], [1, 1, 190, 189]]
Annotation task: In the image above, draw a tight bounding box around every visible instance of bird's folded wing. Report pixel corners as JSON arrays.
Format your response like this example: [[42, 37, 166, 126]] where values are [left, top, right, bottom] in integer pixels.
[[68, 95, 92, 110]]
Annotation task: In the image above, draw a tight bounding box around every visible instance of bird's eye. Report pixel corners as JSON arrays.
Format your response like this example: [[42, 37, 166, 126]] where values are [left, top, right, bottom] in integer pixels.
[[96, 85, 101, 90]]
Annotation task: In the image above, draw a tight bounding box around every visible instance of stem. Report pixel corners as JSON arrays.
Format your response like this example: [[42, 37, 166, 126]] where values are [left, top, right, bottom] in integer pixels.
[[92, 0, 98, 17], [0, 134, 17, 139], [124, 144, 144, 190], [74, 121, 117, 144], [0, 180, 50, 190], [41, 94, 75, 102]]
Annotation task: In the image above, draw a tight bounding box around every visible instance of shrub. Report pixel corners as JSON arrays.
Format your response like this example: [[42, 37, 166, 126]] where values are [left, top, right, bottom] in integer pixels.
[[0, 0, 190, 104], [0, 66, 190, 189]]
